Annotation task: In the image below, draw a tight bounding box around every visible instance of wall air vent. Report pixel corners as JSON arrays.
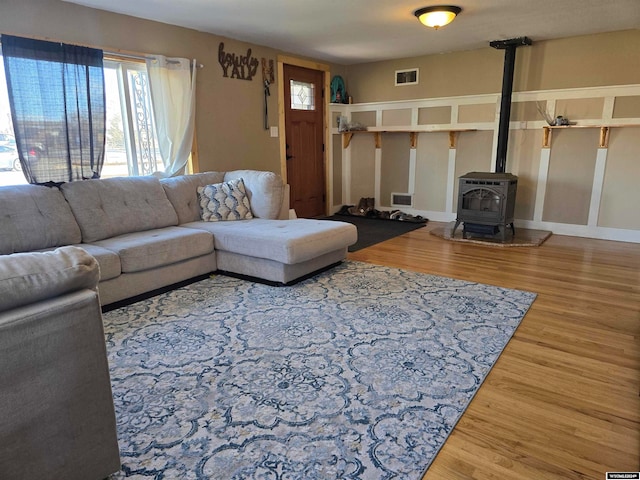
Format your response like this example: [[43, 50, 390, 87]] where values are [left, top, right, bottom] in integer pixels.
[[395, 68, 419, 86], [391, 193, 414, 207]]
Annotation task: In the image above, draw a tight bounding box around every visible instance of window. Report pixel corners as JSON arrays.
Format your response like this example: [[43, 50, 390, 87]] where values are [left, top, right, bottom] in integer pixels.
[[290, 80, 315, 111], [0, 57, 21, 187], [104, 60, 163, 178], [0, 53, 162, 186]]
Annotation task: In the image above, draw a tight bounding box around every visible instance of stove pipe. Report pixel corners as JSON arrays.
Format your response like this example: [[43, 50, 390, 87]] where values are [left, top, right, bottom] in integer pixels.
[[490, 37, 532, 173]]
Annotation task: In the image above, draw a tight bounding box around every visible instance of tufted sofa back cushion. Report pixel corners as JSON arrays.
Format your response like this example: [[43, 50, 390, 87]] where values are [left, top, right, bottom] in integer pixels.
[[160, 172, 225, 224], [60, 176, 178, 242], [223, 170, 284, 219], [0, 184, 82, 255]]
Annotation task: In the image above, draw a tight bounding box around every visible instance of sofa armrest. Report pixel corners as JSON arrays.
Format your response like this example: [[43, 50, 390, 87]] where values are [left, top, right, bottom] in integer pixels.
[[0, 284, 121, 479], [0, 246, 99, 313]]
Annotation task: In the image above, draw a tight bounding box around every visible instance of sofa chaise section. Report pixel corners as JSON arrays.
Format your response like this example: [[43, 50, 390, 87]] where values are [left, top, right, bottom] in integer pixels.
[[184, 218, 356, 284], [161, 170, 357, 284]]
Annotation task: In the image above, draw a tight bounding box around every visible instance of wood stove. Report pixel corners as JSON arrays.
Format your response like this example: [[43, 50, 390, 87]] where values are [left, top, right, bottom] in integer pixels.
[[451, 37, 530, 243], [452, 172, 517, 241]]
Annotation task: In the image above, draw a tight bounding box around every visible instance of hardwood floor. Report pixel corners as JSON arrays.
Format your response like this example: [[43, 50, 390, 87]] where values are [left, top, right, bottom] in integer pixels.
[[347, 222, 640, 479]]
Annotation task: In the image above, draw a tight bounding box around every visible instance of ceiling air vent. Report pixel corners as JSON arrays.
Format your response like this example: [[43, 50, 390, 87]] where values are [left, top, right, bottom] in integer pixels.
[[395, 68, 419, 86], [391, 193, 414, 207]]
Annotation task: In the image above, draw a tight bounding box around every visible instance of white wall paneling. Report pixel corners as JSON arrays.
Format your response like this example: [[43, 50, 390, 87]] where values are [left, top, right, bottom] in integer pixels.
[[331, 84, 640, 242]]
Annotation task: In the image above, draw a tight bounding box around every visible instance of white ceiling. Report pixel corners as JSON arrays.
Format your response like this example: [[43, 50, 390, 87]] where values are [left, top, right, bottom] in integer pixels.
[[63, 0, 640, 65]]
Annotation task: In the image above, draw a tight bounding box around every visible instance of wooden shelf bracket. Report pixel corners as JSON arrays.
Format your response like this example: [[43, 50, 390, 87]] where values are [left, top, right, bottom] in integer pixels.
[[342, 132, 354, 148], [374, 132, 382, 149], [449, 131, 458, 149], [599, 126, 609, 148], [542, 126, 551, 148]]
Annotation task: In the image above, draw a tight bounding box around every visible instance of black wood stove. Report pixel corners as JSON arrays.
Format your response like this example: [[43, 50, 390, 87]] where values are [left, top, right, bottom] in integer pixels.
[[452, 172, 517, 241], [452, 36, 531, 242]]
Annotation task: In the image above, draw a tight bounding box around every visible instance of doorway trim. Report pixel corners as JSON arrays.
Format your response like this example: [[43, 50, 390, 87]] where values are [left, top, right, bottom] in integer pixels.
[[277, 55, 331, 214]]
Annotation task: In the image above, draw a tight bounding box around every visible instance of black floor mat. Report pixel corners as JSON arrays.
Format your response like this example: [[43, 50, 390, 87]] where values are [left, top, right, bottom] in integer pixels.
[[322, 214, 427, 252]]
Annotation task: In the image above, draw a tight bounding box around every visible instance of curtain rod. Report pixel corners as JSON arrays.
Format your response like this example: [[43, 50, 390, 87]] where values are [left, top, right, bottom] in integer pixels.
[[105, 51, 204, 68], [0, 37, 203, 68]]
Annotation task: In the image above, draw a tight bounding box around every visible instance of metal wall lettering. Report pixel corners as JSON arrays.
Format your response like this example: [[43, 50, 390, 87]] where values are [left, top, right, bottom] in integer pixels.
[[218, 42, 259, 81]]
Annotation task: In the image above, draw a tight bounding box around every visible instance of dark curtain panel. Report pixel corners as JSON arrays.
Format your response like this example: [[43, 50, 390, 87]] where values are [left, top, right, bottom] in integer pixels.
[[1, 35, 105, 183]]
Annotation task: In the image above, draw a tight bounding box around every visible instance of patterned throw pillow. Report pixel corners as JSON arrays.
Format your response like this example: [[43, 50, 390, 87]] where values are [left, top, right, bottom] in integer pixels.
[[197, 178, 253, 221]]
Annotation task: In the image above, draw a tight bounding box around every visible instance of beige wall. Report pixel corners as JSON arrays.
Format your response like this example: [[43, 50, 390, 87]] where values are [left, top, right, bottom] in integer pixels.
[[543, 129, 599, 225], [380, 134, 410, 207], [511, 101, 545, 122], [346, 30, 640, 103], [507, 130, 542, 221], [349, 134, 376, 201], [414, 132, 449, 212], [0, 0, 345, 176], [332, 134, 342, 205], [351, 111, 377, 127], [458, 104, 496, 124], [555, 98, 605, 120], [599, 127, 640, 229], [418, 106, 451, 125], [613, 96, 640, 118], [346, 47, 503, 103], [382, 109, 412, 127], [453, 131, 494, 202]]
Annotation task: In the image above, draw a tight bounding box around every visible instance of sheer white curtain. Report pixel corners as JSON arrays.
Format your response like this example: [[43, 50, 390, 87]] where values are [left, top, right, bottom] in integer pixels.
[[145, 55, 196, 177]]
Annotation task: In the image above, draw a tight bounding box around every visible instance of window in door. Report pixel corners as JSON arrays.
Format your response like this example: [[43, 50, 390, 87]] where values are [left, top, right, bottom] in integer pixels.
[[290, 80, 316, 111]]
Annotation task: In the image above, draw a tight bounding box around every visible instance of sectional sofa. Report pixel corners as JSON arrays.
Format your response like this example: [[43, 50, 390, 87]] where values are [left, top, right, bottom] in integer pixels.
[[0, 169, 357, 306], [0, 170, 356, 480]]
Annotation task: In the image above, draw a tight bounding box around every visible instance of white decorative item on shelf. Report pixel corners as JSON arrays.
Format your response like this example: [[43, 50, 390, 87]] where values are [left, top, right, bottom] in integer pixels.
[[338, 116, 348, 132]]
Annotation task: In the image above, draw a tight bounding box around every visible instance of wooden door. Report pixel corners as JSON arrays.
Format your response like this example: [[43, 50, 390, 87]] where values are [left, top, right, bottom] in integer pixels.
[[283, 64, 325, 218]]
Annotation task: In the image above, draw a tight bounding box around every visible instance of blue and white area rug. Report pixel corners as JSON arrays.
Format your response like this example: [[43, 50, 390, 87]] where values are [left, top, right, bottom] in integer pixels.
[[105, 261, 536, 479]]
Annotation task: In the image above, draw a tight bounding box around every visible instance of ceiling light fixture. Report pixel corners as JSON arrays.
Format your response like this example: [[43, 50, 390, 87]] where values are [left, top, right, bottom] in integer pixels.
[[414, 5, 462, 30]]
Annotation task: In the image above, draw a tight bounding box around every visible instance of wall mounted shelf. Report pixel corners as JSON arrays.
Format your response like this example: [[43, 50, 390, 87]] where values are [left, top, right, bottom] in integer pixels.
[[542, 124, 640, 149], [341, 128, 476, 149]]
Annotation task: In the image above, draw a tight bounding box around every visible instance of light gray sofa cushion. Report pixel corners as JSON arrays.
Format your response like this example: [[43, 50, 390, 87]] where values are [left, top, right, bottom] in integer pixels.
[[161, 171, 225, 224], [0, 246, 99, 313], [96, 253, 217, 306], [0, 184, 82, 254], [92, 226, 214, 273], [182, 218, 357, 264], [73, 244, 122, 281], [61, 176, 179, 242], [224, 170, 284, 219]]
